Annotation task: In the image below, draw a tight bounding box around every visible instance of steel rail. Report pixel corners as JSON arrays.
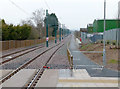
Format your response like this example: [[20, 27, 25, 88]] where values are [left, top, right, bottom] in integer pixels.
[[26, 43, 64, 89], [0, 45, 45, 65], [1, 44, 44, 59], [0, 43, 60, 85]]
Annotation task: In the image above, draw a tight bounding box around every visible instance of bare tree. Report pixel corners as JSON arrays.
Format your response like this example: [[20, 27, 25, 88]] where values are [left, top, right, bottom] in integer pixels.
[[21, 9, 46, 39], [21, 19, 39, 39], [31, 9, 45, 39]]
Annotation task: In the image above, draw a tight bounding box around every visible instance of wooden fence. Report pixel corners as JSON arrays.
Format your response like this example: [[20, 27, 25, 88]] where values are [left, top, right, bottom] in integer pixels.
[[0, 37, 55, 51]]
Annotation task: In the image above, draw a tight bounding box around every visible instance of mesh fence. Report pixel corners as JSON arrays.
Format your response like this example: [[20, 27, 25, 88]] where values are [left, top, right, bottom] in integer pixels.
[[105, 29, 120, 48], [81, 29, 120, 48]]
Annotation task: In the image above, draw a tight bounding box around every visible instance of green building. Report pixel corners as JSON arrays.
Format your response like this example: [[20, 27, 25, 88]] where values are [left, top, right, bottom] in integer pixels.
[[93, 19, 120, 32]]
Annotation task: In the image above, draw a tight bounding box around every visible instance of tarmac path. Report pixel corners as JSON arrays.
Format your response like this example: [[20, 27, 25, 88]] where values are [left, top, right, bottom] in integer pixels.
[[69, 34, 119, 77]]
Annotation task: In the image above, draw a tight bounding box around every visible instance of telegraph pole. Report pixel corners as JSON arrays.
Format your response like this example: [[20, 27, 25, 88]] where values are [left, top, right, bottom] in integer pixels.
[[62, 25, 63, 40], [103, 0, 106, 67], [59, 24, 61, 42], [55, 27, 57, 44], [46, 10, 49, 47]]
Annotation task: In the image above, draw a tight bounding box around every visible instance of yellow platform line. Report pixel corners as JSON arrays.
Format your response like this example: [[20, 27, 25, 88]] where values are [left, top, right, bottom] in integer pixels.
[[59, 79, 118, 83]]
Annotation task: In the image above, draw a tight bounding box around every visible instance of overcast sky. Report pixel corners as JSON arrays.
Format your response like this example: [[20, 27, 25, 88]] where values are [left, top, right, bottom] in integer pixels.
[[0, 0, 119, 30]]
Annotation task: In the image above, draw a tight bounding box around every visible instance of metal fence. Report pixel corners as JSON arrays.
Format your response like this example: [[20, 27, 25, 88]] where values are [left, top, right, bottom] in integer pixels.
[[81, 29, 120, 48], [81, 32, 89, 44], [105, 28, 120, 48], [89, 33, 103, 43]]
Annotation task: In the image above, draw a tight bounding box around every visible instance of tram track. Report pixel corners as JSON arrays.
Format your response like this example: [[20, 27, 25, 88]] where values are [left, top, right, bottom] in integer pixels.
[[0, 42, 61, 85], [1, 44, 44, 59], [0, 45, 45, 65], [25, 43, 64, 89]]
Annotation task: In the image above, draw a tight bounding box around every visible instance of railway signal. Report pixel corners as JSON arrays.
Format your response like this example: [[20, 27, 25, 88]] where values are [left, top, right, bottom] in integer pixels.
[[43, 66, 50, 69]]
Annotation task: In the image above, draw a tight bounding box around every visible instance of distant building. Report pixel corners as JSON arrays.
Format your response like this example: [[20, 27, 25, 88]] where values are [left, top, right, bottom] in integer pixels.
[[87, 24, 93, 33], [93, 19, 120, 33], [80, 28, 87, 32]]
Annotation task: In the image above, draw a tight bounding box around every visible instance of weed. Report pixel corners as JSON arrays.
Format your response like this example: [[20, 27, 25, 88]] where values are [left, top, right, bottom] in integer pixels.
[[108, 59, 118, 64]]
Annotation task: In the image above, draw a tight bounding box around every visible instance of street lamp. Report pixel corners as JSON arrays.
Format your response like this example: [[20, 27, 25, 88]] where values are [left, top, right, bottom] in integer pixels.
[[103, 0, 106, 68]]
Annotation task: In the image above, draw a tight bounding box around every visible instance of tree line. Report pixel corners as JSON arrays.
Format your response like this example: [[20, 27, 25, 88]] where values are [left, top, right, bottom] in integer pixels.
[[2, 19, 31, 41], [1, 9, 59, 41]]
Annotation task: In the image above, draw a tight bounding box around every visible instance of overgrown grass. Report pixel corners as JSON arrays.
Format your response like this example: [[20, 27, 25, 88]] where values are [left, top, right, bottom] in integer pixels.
[[108, 59, 118, 64], [80, 43, 93, 50]]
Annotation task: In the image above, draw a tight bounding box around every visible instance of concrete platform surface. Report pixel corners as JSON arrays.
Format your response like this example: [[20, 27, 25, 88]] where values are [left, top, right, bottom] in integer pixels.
[[2, 69, 37, 87], [0, 69, 13, 79], [35, 69, 118, 87], [35, 69, 59, 87], [57, 69, 118, 87]]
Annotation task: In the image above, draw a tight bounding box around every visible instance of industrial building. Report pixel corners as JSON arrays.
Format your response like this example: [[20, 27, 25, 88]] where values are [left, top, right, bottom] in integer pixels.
[[93, 19, 120, 33]]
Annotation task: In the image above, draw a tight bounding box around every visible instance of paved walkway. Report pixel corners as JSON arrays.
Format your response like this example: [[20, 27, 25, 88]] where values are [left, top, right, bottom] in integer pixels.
[[35, 34, 119, 88], [57, 69, 118, 87], [69, 35, 119, 77], [35, 69, 118, 88]]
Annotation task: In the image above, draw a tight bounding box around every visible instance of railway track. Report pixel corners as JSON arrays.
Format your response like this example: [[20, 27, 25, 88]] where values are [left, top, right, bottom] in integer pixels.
[[1, 44, 44, 59], [26, 43, 64, 89], [0, 42, 61, 85], [0, 45, 45, 65]]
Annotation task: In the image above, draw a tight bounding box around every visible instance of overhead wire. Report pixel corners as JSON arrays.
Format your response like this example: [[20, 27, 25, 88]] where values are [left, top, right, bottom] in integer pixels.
[[43, 0, 63, 27], [44, 0, 52, 12], [8, 0, 30, 16]]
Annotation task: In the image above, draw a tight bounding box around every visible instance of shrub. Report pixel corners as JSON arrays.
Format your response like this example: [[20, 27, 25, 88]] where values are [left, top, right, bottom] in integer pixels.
[[106, 41, 110, 44]]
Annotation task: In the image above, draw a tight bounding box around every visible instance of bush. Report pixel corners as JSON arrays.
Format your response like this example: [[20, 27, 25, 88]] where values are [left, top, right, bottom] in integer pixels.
[[2, 19, 31, 41], [112, 41, 116, 45], [112, 42, 116, 45], [106, 41, 110, 44]]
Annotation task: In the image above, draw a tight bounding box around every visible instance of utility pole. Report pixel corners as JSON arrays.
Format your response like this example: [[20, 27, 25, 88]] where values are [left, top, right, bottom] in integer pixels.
[[46, 10, 49, 47], [103, 0, 106, 67], [59, 24, 61, 42], [55, 27, 57, 44], [118, 1, 120, 28], [62, 24, 63, 40]]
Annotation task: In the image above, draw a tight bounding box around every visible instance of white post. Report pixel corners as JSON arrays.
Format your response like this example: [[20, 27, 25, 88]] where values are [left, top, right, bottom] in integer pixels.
[[103, 0, 106, 67]]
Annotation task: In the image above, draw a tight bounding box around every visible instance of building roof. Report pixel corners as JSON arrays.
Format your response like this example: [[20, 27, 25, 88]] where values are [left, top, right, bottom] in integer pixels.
[[94, 19, 119, 21], [80, 28, 87, 32], [87, 24, 93, 27]]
